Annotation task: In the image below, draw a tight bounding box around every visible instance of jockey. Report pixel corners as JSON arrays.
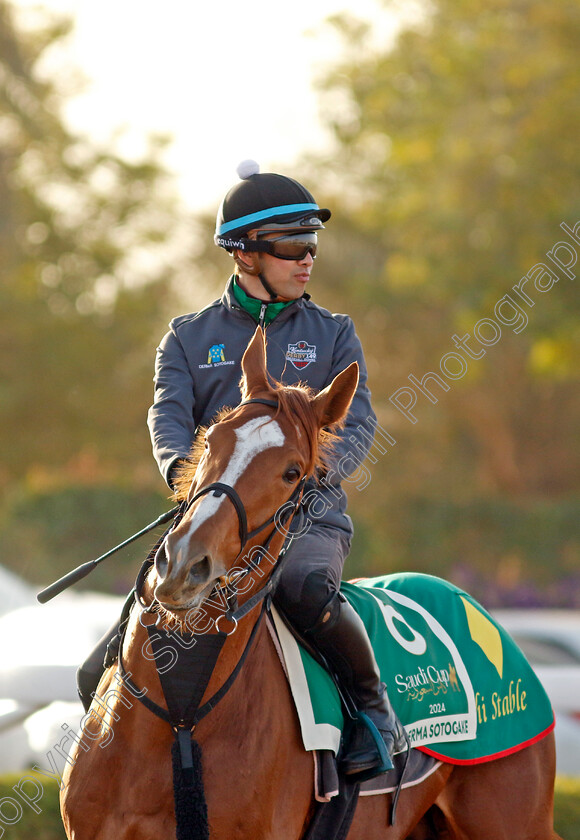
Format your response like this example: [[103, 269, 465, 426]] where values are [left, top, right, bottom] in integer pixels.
[[146, 161, 408, 780]]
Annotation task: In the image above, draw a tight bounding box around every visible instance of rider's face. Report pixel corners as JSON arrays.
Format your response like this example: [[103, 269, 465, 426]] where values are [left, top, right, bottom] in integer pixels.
[[258, 233, 314, 301], [235, 230, 315, 302]]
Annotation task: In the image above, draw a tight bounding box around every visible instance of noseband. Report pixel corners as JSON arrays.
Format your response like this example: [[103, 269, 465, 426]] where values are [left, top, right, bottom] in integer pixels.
[[182, 397, 306, 555], [184, 476, 305, 559]]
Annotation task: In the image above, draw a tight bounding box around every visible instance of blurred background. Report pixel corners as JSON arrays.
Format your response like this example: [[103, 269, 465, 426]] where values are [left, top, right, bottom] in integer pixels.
[[0, 0, 579, 812]]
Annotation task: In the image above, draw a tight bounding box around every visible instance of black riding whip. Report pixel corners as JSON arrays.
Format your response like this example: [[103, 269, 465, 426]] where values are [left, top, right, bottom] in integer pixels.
[[36, 505, 179, 604]]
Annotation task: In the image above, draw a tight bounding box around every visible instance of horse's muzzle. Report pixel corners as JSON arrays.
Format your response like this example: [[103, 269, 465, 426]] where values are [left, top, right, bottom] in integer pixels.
[[154, 534, 222, 610]]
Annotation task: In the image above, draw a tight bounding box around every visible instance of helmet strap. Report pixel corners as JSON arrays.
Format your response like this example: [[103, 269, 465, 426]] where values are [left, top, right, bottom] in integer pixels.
[[258, 271, 279, 301], [233, 250, 279, 301]]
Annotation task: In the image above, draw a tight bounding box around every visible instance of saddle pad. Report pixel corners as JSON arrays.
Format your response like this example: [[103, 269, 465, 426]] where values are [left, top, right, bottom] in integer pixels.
[[313, 746, 442, 801], [270, 572, 554, 765]]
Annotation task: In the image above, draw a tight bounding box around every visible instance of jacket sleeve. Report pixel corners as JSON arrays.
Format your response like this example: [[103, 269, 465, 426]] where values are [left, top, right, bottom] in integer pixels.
[[147, 325, 196, 487], [323, 315, 377, 483]]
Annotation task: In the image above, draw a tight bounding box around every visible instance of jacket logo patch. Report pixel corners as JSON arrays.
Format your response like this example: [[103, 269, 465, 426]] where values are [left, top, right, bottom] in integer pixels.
[[208, 344, 225, 363], [286, 341, 317, 370], [199, 344, 235, 369]]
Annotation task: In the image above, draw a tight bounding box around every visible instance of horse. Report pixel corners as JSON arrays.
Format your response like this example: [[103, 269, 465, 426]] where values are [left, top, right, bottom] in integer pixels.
[[60, 328, 562, 840]]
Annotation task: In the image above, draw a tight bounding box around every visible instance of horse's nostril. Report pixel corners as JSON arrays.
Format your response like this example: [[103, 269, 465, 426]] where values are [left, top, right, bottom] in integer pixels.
[[155, 542, 169, 578], [188, 556, 211, 585]]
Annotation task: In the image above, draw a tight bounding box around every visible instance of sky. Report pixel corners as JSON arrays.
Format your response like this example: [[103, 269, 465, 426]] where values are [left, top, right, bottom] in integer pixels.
[[14, 0, 403, 213]]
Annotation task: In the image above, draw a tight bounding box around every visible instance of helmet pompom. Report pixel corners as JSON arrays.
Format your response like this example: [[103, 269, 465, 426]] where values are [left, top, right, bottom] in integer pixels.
[[236, 159, 260, 180]]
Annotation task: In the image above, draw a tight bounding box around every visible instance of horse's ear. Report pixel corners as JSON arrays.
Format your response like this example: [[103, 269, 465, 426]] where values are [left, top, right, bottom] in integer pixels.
[[311, 362, 359, 429], [240, 327, 270, 398]]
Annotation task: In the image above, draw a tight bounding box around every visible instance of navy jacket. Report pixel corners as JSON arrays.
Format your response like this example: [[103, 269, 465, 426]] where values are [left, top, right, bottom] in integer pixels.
[[147, 278, 377, 535]]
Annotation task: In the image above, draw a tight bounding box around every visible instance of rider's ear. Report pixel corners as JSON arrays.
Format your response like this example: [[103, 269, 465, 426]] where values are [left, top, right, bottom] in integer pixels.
[[312, 362, 359, 429], [234, 250, 260, 277], [240, 327, 270, 398]]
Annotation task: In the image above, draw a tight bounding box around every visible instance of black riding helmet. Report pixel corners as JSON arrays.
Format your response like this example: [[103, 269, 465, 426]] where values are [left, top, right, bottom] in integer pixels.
[[215, 160, 331, 253]]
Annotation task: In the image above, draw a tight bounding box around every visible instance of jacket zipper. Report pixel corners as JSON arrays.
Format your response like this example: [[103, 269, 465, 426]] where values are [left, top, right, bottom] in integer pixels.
[[231, 302, 269, 330], [258, 303, 267, 329]]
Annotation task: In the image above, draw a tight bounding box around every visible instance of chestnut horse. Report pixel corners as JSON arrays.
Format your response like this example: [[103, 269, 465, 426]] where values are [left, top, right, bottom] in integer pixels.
[[60, 329, 562, 840]]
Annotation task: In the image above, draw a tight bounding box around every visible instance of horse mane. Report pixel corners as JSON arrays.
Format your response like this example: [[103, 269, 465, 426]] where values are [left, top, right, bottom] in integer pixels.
[[172, 381, 341, 503]]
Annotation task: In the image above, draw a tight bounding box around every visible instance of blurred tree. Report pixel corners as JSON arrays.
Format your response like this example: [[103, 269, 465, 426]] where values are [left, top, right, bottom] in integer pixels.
[[0, 481, 170, 589], [299, 0, 580, 596], [0, 0, 210, 586], [0, 0, 194, 487], [314, 0, 580, 492]]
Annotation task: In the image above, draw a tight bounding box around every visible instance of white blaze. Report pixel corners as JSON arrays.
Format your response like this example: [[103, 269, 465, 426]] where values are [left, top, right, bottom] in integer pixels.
[[176, 416, 285, 550]]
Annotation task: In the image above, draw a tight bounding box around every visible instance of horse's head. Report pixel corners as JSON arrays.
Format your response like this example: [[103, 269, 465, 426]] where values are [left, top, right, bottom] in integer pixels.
[[153, 327, 358, 615]]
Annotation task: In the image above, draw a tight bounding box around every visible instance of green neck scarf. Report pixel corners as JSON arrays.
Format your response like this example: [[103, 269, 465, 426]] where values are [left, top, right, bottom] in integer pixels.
[[232, 278, 294, 326]]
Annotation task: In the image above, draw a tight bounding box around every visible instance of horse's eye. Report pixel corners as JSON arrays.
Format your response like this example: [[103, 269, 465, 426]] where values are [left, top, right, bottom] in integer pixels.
[[283, 467, 301, 484]]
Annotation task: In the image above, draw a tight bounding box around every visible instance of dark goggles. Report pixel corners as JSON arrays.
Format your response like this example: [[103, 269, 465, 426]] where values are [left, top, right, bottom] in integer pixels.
[[254, 232, 318, 261]]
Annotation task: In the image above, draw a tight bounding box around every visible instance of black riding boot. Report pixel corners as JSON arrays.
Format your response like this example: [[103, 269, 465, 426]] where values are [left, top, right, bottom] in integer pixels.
[[76, 590, 135, 712], [76, 619, 121, 713], [305, 591, 408, 780]]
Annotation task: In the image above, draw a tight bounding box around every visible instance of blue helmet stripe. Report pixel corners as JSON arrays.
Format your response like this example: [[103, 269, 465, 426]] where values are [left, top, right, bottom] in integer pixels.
[[218, 203, 319, 235]]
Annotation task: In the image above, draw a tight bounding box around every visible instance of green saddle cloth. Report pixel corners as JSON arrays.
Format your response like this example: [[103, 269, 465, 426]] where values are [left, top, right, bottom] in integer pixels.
[[271, 573, 554, 764]]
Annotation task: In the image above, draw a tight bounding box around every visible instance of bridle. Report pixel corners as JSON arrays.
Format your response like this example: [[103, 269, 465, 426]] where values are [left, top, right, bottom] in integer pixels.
[[137, 397, 308, 625], [118, 395, 310, 762]]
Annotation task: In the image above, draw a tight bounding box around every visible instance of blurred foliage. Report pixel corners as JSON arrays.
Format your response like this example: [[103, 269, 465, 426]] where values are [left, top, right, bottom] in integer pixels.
[[0, 0, 200, 586], [554, 776, 580, 836], [0, 0, 197, 486], [310, 0, 580, 491], [0, 773, 65, 839], [0, 481, 170, 592], [344, 495, 580, 607], [301, 0, 580, 604], [0, 772, 578, 837], [0, 0, 579, 607]]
